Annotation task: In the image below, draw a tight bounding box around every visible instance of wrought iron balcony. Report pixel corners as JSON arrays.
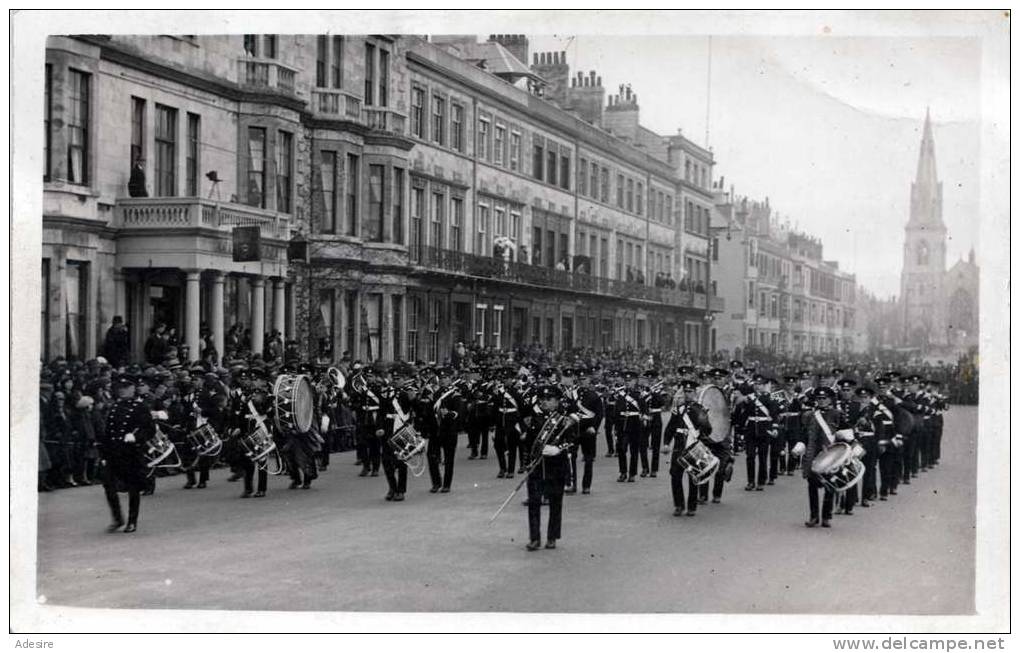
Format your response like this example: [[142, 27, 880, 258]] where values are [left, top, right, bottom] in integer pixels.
[[114, 197, 291, 240], [415, 246, 723, 311]]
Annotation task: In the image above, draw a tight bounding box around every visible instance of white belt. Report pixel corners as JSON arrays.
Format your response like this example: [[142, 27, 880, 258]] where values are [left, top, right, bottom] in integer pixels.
[[747, 416, 771, 422], [620, 411, 640, 417], [498, 408, 518, 413], [857, 432, 875, 437]]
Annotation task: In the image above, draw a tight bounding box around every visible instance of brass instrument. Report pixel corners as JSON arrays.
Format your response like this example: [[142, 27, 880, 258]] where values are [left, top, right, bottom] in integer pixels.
[[490, 412, 578, 523]]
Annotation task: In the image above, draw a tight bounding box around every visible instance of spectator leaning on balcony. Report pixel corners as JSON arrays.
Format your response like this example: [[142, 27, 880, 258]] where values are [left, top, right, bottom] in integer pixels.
[[128, 157, 148, 198]]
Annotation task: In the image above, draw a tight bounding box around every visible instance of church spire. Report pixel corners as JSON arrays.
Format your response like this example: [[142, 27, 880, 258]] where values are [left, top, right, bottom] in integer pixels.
[[908, 107, 944, 229]]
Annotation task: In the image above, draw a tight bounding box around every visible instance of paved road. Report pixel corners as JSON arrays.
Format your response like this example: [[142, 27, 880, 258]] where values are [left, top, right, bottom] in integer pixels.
[[36, 406, 975, 614]]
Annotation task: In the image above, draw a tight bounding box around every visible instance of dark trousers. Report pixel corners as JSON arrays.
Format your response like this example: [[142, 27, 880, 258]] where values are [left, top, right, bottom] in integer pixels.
[[767, 434, 783, 481], [859, 438, 879, 500], [526, 471, 565, 542], [879, 447, 900, 496], [617, 422, 641, 478], [240, 458, 268, 494], [646, 416, 663, 474], [467, 420, 490, 457], [918, 420, 932, 468], [840, 484, 858, 512], [493, 419, 519, 474], [104, 484, 140, 525], [670, 464, 700, 512], [697, 441, 731, 501], [604, 418, 616, 454], [382, 451, 408, 494], [568, 432, 596, 490], [807, 476, 834, 521], [427, 431, 457, 489], [286, 450, 318, 485], [361, 435, 381, 473], [185, 457, 211, 485], [932, 416, 943, 463], [745, 435, 768, 486]]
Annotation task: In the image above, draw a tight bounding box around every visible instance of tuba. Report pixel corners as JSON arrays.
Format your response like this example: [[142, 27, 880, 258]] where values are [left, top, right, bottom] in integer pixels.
[[350, 371, 369, 395]]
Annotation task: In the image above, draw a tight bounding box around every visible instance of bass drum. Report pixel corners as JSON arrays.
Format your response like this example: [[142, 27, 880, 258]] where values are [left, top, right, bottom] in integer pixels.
[[697, 385, 731, 444], [273, 374, 316, 434]]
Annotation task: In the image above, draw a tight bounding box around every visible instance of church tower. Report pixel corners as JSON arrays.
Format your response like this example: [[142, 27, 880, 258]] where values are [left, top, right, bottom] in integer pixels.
[[900, 108, 948, 348]]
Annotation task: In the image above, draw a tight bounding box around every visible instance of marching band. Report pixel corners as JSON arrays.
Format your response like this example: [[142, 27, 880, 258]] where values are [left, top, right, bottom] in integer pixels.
[[39, 352, 951, 548]]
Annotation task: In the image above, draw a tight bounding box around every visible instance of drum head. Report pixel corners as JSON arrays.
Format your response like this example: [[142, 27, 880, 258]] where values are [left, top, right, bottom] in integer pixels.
[[811, 442, 852, 475], [697, 385, 731, 443], [292, 375, 315, 433]]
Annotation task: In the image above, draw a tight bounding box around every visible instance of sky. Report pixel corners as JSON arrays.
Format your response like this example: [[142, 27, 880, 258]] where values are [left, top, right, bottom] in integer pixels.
[[529, 33, 982, 299]]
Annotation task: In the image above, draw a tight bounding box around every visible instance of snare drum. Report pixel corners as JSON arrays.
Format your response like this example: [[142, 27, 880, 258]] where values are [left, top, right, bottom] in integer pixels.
[[238, 423, 277, 462], [810, 442, 865, 493], [387, 423, 427, 463], [143, 427, 178, 468], [186, 424, 222, 458], [677, 440, 721, 485]]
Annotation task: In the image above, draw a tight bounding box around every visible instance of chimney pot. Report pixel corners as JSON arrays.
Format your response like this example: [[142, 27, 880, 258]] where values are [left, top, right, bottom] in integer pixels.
[[596, 76, 602, 86], [533, 53, 539, 64]]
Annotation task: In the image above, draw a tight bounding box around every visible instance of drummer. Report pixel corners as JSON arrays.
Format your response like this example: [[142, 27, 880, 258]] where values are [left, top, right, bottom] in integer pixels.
[[792, 386, 851, 528], [664, 379, 714, 517]]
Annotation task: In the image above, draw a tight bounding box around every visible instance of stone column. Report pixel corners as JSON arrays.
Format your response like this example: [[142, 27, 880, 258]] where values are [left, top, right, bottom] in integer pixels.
[[184, 270, 201, 364], [114, 270, 127, 321], [273, 278, 286, 342], [250, 276, 265, 356], [285, 282, 297, 343], [210, 271, 225, 359]]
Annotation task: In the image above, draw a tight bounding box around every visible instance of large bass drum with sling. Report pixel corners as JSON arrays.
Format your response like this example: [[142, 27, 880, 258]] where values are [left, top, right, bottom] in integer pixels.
[[697, 385, 731, 444], [273, 374, 315, 434], [810, 442, 865, 493]]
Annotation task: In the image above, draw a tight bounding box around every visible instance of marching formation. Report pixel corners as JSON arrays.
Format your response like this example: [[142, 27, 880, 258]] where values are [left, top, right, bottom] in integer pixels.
[[38, 349, 950, 547]]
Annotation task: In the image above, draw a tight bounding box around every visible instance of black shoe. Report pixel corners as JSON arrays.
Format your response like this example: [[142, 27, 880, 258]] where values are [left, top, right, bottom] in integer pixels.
[[582, 488, 591, 495], [744, 483, 755, 491], [107, 520, 125, 533], [430, 485, 440, 493], [605, 451, 615, 458], [289, 481, 301, 489], [673, 507, 684, 516], [39, 483, 53, 492], [526, 540, 542, 551], [253, 491, 266, 498], [518, 467, 525, 474], [845, 510, 854, 516], [358, 469, 369, 477], [711, 497, 721, 504], [821, 520, 832, 528], [196, 482, 207, 489], [497, 470, 506, 479], [468, 454, 478, 460], [640, 470, 648, 478], [393, 493, 405, 502], [480, 455, 487, 460], [861, 501, 871, 508], [879, 495, 888, 501], [385, 491, 395, 501], [141, 489, 154, 496], [440, 487, 451, 493], [301, 482, 312, 489], [890, 489, 898, 495], [564, 486, 576, 495], [627, 476, 635, 483], [649, 472, 657, 478], [767, 480, 775, 486], [698, 497, 707, 505], [617, 474, 627, 482], [370, 470, 379, 477], [241, 490, 253, 498], [686, 510, 696, 517], [544, 539, 557, 549], [506, 473, 514, 479], [805, 519, 818, 528], [902, 479, 911, 485], [227, 473, 242, 482], [123, 523, 137, 533], [183, 482, 195, 489]]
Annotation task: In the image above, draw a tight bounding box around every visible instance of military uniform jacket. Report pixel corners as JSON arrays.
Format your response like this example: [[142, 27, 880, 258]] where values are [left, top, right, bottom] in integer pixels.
[[569, 385, 604, 436], [382, 388, 415, 452], [100, 397, 156, 491], [664, 400, 713, 449], [523, 408, 579, 482], [614, 387, 647, 434], [745, 393, 779, 438], [491, 383, 524, 431], [433, 384, 466, 436], [800, 407, 850, 480]]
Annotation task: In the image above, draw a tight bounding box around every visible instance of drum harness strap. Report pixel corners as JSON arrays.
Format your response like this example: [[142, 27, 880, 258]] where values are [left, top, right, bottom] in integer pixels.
[[434, 387, 457, 418], [389, 397, 411, 430], [812, 410, 836, 446], [680, 405, 700, 449], [748, 395, 772, 421]]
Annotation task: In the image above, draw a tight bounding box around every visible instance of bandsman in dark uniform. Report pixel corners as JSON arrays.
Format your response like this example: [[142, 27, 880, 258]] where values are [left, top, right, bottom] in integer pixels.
[[353, 365, 383, 478], [665, 379, 713, 516], [465, 366, 493, 461], [380, 363, 416, 502], [792, 386, 851, 528], [522, 384, 580, 551], [491, 365, 524, 479], [640, 369, 667, 478], [428, 366, 466, 493], [614, 370, 646, 483], [743, 375, 779, 491], [562, 366, 604, 495], [98, 373, 156, 533], [847, 384, 883, 507]]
